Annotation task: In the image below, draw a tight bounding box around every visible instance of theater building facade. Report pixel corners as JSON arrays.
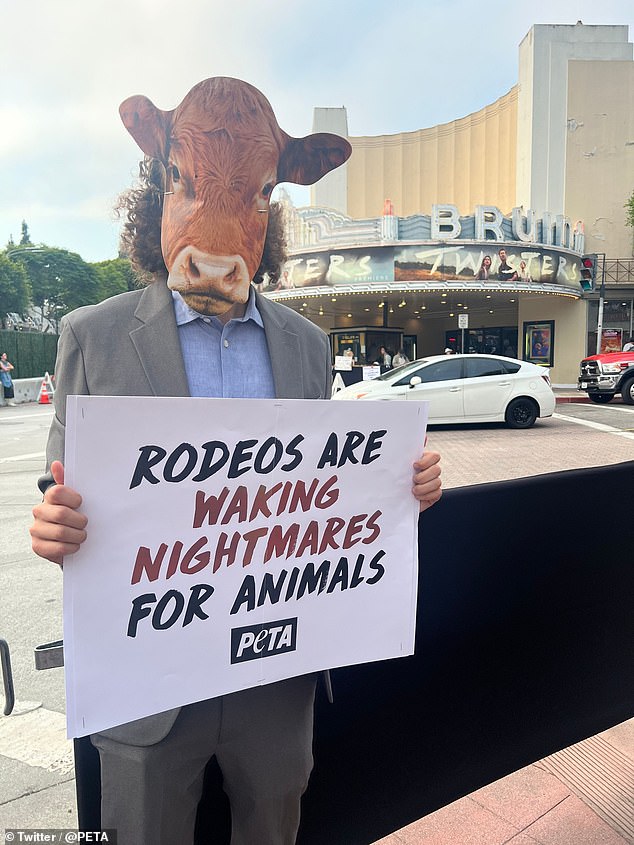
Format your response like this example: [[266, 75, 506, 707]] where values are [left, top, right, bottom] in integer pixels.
[[263, 23, 634, 386]]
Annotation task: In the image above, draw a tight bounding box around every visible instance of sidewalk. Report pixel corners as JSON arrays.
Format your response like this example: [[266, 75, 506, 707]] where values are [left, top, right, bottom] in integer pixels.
[[372, 718, 633, 844]]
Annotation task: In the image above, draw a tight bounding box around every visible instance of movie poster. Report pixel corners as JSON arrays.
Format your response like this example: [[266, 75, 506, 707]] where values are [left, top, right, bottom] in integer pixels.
[[523, 321, 554, 367]]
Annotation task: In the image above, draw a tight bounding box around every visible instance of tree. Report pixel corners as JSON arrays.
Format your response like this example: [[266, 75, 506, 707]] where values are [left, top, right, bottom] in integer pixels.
[[10, 245, 101, 332], [92, 257, 137, 300], [0, 253, 31, 327]]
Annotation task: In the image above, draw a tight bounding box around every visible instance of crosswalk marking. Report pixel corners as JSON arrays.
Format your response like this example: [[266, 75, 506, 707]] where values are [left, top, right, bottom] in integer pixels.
[[553, 412, 634, 440]]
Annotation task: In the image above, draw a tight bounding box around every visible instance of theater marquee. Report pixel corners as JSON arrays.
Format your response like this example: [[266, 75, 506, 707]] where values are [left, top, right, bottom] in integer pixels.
[[262, 203, 587, 298], [270, 243, 584, 294]]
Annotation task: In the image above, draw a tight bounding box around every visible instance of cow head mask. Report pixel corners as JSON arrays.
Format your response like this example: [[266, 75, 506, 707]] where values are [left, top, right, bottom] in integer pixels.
[[120, 77, 351, 316]]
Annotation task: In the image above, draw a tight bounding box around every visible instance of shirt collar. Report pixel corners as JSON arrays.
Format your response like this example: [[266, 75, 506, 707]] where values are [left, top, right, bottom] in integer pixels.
[[171, 285, 264, 329]]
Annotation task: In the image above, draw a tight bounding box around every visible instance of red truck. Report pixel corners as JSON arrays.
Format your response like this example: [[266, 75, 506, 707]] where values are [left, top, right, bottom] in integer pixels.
[[578, 351, 634, 404]]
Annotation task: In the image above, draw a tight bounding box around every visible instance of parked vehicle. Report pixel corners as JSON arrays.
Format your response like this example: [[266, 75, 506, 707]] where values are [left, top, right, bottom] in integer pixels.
[[332, 354, 555, 429], [578, 351, 634, 404]]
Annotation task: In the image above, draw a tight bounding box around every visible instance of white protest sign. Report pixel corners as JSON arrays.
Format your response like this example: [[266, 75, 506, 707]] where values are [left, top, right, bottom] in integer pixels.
[[334, 355, 353, 371], [63, 396, 428, 737], [362, 365, 382, 381]]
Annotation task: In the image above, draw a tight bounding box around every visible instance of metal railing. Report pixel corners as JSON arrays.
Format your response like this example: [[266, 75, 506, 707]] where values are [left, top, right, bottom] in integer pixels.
[[604, 258, 634, 285]]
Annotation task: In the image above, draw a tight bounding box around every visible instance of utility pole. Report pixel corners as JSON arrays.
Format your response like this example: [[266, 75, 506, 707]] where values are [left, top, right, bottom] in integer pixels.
[[595, 253, 606, 354]]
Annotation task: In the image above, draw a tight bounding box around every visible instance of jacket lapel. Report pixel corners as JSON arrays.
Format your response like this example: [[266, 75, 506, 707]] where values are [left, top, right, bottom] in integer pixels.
[[129, 282, 190, 397], [255, 291, 304, 399]]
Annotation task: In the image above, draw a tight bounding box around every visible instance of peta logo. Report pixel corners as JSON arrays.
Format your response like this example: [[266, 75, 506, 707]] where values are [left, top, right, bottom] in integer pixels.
[[230, 618, 298, 664]]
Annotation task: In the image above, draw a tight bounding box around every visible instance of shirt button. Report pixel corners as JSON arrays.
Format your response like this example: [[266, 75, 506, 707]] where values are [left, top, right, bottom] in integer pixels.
[[203, 317, 211, 324], [223, 339, 229, 348]]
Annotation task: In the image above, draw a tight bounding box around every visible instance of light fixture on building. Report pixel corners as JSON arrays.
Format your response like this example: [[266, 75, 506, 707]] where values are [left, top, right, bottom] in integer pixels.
[[378, 301, 385, 308], [486, 295, 491, 299], [347, 313, 352, 318], [389, 307, 394, 314], [398, 299, 406, 308], [441, 292, 447, 298], [489, 309, 494, 314], [421, 305, 427, 310], [331, 297, 337, 302], [449, 312, 455, 317]]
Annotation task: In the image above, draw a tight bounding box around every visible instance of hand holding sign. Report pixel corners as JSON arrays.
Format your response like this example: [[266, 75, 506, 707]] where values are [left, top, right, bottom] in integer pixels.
[[30, 461, 88, 565], [413, 449, 442, 513]]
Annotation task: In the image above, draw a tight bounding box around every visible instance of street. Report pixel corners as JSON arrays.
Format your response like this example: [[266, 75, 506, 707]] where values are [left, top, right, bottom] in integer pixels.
[[0, 400, 633, 830]]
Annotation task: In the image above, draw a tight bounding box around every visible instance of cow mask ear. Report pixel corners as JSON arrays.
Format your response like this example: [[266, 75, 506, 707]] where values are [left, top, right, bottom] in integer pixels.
[[119, 95, 172, 163], [278, 132, 352, 186]]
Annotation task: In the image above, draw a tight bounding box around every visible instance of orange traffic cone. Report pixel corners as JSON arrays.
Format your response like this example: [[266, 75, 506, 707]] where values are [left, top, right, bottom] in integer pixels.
[[38, 379, 50, 405]]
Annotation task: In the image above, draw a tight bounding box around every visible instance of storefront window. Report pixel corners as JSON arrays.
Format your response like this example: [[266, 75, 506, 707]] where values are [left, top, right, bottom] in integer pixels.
[[587, 298, 633, 354], [446, 326, 518, 356]]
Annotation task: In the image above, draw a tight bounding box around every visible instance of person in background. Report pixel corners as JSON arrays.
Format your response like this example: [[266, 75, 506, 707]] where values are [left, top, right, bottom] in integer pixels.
[[379, 346, 392, 368], [623, 336, 634, 352], [392, 348, 409, 366], [0, 353, 15, 406], [502, 339, 517, 358], [444, 347, 455, 355]]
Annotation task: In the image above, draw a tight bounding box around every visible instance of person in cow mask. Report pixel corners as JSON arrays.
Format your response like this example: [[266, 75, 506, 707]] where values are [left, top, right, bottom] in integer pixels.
[[30, 77, 443, 845]]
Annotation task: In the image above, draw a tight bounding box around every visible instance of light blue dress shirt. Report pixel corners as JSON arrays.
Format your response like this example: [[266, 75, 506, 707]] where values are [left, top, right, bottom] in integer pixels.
[[172, 287, 276, 399]]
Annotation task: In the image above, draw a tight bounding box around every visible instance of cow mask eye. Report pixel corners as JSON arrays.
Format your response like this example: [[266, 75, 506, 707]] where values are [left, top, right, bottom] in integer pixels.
[[261, 182, 274, 198], [170, 164, 181, 183]]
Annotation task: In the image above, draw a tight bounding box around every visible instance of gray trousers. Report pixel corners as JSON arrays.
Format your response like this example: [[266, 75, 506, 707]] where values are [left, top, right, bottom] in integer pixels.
[[91, 675, 317, 845]]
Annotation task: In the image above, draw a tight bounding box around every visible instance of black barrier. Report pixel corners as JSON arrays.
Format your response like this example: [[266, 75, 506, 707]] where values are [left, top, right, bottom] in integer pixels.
[[73, 461, 634, 842]]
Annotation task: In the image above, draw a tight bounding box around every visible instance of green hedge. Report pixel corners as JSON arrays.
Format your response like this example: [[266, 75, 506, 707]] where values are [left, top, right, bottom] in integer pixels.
[[0, 330, 59, 378]]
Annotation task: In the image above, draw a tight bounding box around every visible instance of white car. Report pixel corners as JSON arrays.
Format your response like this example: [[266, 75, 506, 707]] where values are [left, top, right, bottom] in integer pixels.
[[333, 354, 555, 429]]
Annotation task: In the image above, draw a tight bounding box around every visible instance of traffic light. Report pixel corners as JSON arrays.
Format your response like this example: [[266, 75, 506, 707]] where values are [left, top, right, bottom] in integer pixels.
[[580, 255, 597, 292]]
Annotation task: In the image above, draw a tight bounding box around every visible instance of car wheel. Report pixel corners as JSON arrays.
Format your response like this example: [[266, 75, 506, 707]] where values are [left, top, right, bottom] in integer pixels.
[[589, 393, 614, 404], [620, 377, 634, 405], [505, 397, 538, 429]]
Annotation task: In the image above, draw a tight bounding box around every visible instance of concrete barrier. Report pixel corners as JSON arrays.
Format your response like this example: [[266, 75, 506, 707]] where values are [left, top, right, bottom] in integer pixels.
[[0, 376, 53, 406]]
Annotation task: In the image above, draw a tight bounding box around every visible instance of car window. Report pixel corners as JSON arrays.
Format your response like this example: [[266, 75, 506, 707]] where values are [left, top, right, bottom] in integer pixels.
[[464, 358, 506, 378], [375, 361, 427, 382], [501, 360, 521, 374], [394, 358, 463, 385]]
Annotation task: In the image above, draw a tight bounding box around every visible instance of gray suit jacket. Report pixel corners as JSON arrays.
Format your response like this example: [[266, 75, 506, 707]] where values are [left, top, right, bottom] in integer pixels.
[[40, 281, 332, 745]]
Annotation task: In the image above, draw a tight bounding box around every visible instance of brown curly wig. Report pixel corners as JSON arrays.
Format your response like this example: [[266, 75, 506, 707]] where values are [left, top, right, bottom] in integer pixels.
[[116, 156, 288, 286]]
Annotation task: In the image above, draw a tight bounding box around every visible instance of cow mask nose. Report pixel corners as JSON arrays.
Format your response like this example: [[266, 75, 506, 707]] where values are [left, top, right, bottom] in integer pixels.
[[178, 248, 248, 289]]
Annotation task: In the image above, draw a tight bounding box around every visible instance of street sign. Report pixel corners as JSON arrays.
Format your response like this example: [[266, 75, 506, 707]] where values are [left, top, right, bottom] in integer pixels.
[[458, 314, 469, 329]]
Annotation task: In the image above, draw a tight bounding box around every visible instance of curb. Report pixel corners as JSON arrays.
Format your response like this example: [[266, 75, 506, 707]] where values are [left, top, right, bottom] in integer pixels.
[[554, 394, 625, 405], [555, 395, 590, 403]]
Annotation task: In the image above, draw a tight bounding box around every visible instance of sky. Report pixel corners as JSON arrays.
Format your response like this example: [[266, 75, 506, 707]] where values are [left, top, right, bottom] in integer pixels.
[[2, 0, 633, 263]]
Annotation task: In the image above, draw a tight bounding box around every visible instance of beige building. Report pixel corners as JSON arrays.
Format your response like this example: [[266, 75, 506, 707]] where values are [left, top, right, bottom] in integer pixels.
[[266, 23, 634, 386]]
